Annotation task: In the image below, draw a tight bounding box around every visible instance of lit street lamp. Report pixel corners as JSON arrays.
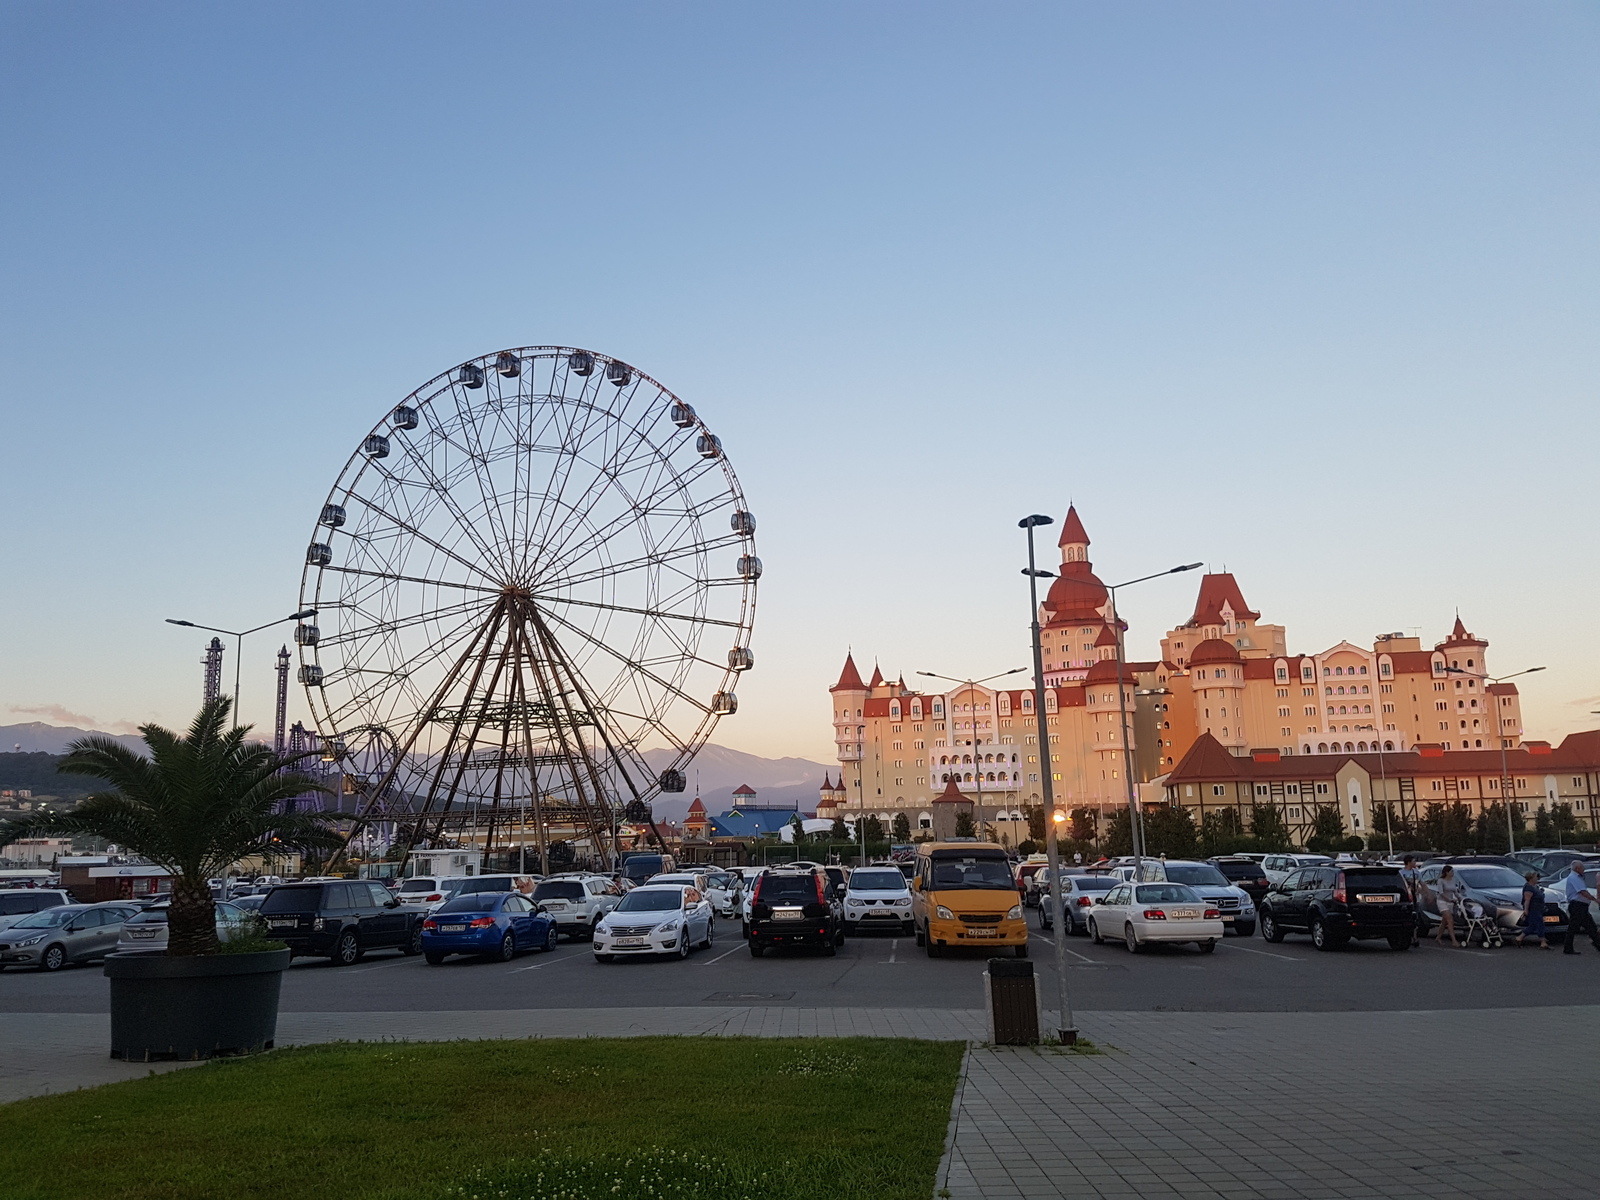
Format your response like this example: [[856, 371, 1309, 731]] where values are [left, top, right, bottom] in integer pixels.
[[916, 666, 1026, 843], [1018, 513, 1074, 1045], [1445, 665, 1546, 853], [165, 609, 317, 725]]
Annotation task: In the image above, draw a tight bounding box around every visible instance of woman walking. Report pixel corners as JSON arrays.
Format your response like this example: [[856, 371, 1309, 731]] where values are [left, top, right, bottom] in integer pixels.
[[1515, 871, 1550, 948], [1434, 865, 1464, 947]]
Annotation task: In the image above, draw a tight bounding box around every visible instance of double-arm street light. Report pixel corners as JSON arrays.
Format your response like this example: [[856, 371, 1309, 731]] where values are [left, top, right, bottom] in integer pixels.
[[916, 667, 1027, 843], [1444, 665, 1546, 853], [1018, 513, 1074, 1045], [165, 609, 318, 726], [1107, 564, 1203, 864]]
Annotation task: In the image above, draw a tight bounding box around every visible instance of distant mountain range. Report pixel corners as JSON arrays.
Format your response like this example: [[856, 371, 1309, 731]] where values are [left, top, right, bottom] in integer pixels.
[[0, 722, 148, 756], [0, 722, 833, 823]]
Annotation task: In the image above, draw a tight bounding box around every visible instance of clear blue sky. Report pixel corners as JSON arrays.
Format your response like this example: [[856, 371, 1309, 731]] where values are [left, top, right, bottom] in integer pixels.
[[3, 3, 1596, 761]]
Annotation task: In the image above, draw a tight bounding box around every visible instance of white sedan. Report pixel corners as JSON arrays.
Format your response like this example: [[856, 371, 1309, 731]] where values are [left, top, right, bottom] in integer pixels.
[[1086, 882, 1224, 954], [592, 885, 714, 962]]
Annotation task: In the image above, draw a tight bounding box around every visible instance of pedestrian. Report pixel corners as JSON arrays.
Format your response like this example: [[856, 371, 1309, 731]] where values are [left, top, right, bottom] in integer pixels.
[[1400, 854, 1424, 947], [1561, 862, 1600, 955], [1515, 871, 1550, 949], [1434, 865, 1464, 947]]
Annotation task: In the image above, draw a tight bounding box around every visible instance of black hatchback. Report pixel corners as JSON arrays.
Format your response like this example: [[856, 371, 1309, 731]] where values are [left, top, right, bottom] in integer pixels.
[[259, 881, 426, 965], [1259, 865, 1415, 951], [747, 869, 844, 957]]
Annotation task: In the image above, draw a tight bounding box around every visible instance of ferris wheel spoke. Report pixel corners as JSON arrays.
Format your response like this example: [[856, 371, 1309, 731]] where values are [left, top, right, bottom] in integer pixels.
[[449, 387, 522, 570], [541, 532, 741, 594], [533, 591, 735, 629], [338, 488, 503, 586], [314, 595, 492, 649], [322, 564, 502, 595], [537, 481, 735, 594], [539, 607, 715, 718], [378, 430, 506, 569]]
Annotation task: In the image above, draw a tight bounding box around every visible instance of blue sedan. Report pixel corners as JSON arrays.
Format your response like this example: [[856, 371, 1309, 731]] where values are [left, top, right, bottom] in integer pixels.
[[421, 892, 557, 963]]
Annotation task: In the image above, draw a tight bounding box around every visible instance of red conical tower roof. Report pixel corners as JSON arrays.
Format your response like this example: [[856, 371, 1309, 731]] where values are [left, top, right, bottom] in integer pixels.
[[687, 796, 706, 815], [831, 652, 866, 692], [869, 663, 884, 688], [1057, 505, 1090, 548]]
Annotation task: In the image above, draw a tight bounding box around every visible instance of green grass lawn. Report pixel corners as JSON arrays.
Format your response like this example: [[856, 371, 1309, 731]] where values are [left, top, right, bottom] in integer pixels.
[[0, 1037, 963, 1200]]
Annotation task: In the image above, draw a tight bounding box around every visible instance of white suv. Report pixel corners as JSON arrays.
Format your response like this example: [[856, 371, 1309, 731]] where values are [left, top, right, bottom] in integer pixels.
[[842, 865, 914, 936], [531, 874, 620, 940], [1261, 854, 1333, 886]]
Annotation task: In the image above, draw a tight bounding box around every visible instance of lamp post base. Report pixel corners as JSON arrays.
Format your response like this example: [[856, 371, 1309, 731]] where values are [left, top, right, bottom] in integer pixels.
[[1056, 1028, 1078, 1047]]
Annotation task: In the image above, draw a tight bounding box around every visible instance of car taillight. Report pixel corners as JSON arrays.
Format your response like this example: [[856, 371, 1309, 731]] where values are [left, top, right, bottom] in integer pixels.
[[426, 893, 442, 902], [1332, 872, 1346, 904], [1204, 908, 1220, 919], [1077, 896, 1093, 907], [816, 875, 827, 904], [422, 919, 437, 930], [469, 917, 496, 927], [1257, 878, 1268, 888], [1142, 908, 1167, 920]]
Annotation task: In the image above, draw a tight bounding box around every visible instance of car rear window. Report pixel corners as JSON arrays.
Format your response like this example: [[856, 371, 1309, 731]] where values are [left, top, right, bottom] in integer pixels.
[[1069, 878, 1117, 893], [533, 881, 585, 901], [759, 875, 819, 901], [1345, 870, 1405, 890], [398, 879, 439, 893], [260, 887, 323, 915], [437, 894, 504, 914], [0, 893, 64, 915], [455, 877, 515, 894], [1214, 861, 1261, 880], [850, 871, 906, 891], [1163, 863, 1229, 887], [1134, 885, 1200, 904], [125, 909, 170, 925]]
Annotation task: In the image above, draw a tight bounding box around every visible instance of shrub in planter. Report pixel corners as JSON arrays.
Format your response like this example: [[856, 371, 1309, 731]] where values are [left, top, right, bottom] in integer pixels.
[[0, 697, 346, 1058]]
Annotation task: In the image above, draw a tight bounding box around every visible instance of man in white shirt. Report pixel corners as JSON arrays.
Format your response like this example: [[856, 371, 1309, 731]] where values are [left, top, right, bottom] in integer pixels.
[[1561, 862, 1599, 955]]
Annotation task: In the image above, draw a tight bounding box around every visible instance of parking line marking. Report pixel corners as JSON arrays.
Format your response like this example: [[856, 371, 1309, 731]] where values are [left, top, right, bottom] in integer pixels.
[[878, 938, 899, 964], [1230, 945, 1302, 962], [701, 945, 743, 966], [509, 951, 588, 973]]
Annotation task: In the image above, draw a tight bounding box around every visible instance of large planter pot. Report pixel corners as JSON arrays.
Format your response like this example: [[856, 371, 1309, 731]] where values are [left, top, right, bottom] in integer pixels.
[[104, 948, 291, 1061]]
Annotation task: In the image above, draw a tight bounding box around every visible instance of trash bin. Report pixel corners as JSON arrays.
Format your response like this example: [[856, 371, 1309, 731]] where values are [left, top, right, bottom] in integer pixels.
[[984, 957, 1040, 1045]]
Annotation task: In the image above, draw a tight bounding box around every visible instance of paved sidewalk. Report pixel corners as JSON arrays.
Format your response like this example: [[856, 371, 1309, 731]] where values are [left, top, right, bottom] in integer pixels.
[[0, 1006, 984, 1103], [941, 1005, 1600, 1200]]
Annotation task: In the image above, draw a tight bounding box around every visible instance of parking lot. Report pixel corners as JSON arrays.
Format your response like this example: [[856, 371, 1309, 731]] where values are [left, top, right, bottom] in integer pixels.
[[6, 920, 1597, 1016]]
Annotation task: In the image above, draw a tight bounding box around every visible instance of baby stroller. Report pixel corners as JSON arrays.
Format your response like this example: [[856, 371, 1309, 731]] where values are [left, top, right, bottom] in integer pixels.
[[1459, 898, 1503, 948]]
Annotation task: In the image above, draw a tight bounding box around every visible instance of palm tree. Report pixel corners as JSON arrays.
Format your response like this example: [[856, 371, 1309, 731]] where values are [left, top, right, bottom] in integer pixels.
[[0, 698, 345, 956]]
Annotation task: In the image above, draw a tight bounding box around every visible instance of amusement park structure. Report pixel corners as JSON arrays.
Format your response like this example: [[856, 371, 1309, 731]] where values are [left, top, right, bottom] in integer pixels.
[[293, 346, 758, 873]]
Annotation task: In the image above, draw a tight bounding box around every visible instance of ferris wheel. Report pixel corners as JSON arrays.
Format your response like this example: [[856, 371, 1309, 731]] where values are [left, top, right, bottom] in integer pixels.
[[294, 346, 758, 867]]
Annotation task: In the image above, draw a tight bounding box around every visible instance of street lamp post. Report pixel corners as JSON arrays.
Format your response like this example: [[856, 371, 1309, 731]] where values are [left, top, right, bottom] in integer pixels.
[[917, 667, 1027, 844], [1356, 723, 1393, 856], [1445, 666, 1546, 853], [166, 609, 317, 726], [1018, 513, 1074, 1045], [1106, 565, 1203, 868]]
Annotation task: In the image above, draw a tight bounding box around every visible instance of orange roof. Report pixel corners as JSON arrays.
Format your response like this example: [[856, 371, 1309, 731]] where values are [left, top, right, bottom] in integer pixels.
[[1187, 573, 1260, 626], [1188, 638, 1242, 667], [732, 783, 756, 796], [1094, 625, 1118, 647], [1436, 615, 1486, 648], [1043, 562, 1108, 624], [686, 797, 706, 814], [831, 653, 866, 692], [1057, 505, 1090, 548], [1084, 659, 1125, 684], [1384, 650, 1439, 674], [933, 777, 973, 804]]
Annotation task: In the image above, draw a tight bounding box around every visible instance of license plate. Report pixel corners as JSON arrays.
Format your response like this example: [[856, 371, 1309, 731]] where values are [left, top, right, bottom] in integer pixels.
[[1545, 915, 1561, 923], [774, 909, 804, 921], [1360, 894, 1397, 904], [268, 920, 297, 929], [1171, 909, 1200, 919], [1222, 915, 1234, 922], [129, 929, 158, 938], [615, 937, 646, 946], [440, 924, 466, 932], [969, 927, 998, 937]]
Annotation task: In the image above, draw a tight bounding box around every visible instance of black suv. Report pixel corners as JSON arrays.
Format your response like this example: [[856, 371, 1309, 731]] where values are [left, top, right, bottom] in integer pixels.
[[1209, 856, 1272, 906], [259, 881, 425, 965], [747, 869, 844, 957], [1259, 864, 1415, 951]]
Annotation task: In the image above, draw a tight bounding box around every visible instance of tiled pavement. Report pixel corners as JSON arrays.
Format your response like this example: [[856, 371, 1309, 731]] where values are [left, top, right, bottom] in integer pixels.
[[9, 1004, 1598, 1199], [941, 1005, 1600, 1200]]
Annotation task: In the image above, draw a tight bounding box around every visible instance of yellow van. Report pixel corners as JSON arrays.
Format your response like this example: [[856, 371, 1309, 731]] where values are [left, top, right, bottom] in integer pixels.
[[911, 842, 1028, 957]]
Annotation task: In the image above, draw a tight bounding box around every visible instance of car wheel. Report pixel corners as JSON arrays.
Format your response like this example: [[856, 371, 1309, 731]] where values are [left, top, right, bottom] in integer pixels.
[[741, 920, 750, 939], [495, 933, 517, 962], [702, 919, 715, 950], [403, 925, 423, 956], [594, 953, 614, 963], [1388, 931, 1412, 951], [926, 930, 943, 957], [677, 932, 691, 959], [844, 921, 859, 938], [1199, 940, 1216, 954], [1260, 912, 1284, 943], [424, 951, 447, 965], [822, 936, 837, 957], [749, 940, 763, 958], [914, 924, 926, 947], [544, 925, 559, 953], [40, 944, 67, 972], [1124, 924, 1141, 954], [1088, 917, 1103, 945], [902, 921, 915, 936], [1015, 943, 1028, 959], [331, 931, 361, 966], [1310, 916, 1334, 951], [1233, 923, 1255, 939], [833, 924, 845, 947]]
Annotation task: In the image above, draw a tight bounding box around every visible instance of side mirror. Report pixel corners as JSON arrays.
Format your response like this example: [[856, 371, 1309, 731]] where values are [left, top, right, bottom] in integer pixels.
[[912, 878, 922, 892], [834, 884, 847, 899], [385, 898, 401, 908]]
